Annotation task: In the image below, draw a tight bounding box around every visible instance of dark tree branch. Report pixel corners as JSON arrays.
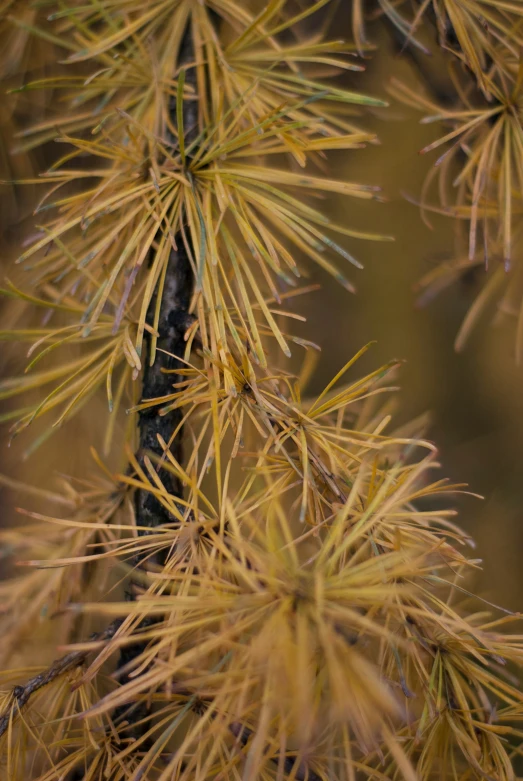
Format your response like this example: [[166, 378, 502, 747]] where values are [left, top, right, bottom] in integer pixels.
[[134, 19, 197, 551], [133, 226, 193, 538], [111, 18, 198, 742]]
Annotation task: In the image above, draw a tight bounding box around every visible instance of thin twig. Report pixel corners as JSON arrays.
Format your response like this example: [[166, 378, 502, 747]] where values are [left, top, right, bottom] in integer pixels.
[[0, 620, 120, 739]]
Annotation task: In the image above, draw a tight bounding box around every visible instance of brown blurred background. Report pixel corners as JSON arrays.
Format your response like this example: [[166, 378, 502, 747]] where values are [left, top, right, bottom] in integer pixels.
[[308, 20, 523, 613]]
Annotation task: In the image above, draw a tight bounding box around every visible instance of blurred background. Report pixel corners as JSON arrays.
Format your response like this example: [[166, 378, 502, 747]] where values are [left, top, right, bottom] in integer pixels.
[[316, 19, 523, 613], [292, 12, 523, 614], [0, 7, 522, 638]]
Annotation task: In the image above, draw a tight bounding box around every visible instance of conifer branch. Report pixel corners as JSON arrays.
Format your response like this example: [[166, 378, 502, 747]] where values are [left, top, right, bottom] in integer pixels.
[[1, 3, 523, 780]]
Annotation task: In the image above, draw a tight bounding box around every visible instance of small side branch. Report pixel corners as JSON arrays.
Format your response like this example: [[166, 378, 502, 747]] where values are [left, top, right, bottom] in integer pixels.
[[0, 620, 120, 739], [0, 633, 322, 781]]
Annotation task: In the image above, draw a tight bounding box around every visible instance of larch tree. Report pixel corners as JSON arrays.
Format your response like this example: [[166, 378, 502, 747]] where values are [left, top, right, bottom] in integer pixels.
[[0, 2, 522, 780]]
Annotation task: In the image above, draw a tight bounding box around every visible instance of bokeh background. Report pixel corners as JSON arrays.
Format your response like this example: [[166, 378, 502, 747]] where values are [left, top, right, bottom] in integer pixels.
[[313, 16, 523, 614], [0, 6, 522, 662]]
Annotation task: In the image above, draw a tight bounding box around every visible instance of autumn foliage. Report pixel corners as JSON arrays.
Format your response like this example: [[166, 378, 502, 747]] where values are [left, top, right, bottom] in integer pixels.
[[0, 2, 522, 780]]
